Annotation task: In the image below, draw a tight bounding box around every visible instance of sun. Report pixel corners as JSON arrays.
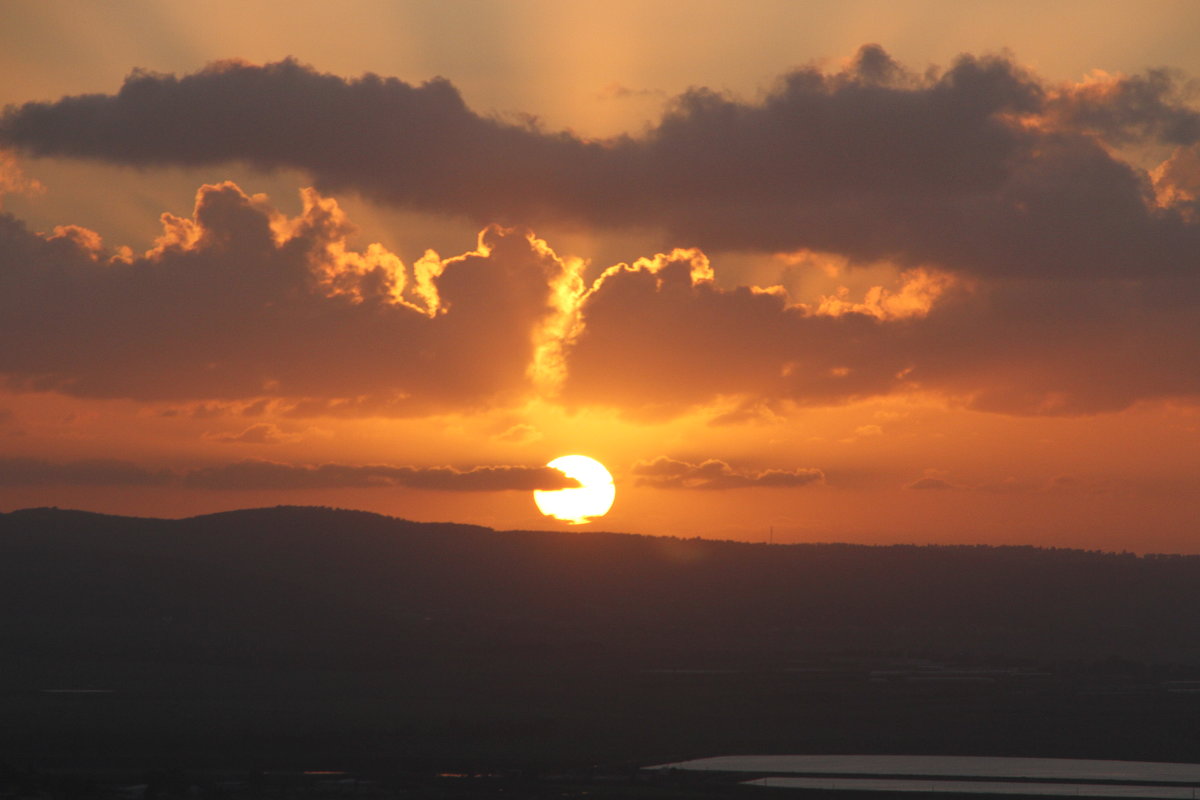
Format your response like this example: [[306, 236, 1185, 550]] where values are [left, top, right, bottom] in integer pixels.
[[534, 455, 615, 525]]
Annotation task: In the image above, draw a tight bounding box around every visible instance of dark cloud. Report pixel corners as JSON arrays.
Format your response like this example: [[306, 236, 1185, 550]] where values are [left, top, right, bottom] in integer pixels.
[[0, 457, 171, 486], [631, 457, 824, 490], [0, 456, 577, 491], [0, 183, 1197, 417], [2, 50, 1200, 419], [0, 182, 571, 407], [560, 248, 1200, 416], [4, 49, 1200, 278], [181, 461, 580, 491], [562, 249, 906, 414], [2, 187, 1197, 417], [906, 476, 958, 490], [1045, 68, 1200, 146]]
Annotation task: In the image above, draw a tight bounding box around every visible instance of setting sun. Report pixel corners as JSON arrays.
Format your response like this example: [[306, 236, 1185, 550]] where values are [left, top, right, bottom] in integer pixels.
[[533, 455, 615, 525]]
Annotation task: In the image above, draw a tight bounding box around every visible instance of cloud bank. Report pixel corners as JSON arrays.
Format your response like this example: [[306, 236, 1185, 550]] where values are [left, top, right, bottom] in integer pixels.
[[0, 457, 172, 487], [5, 48, 1200, 279], [632, 457, 824, 490], [0, 181, 576, 410], [0, 457, 579, 492], [0, 178, 1198, 417], [1, 48, 1199, 417]]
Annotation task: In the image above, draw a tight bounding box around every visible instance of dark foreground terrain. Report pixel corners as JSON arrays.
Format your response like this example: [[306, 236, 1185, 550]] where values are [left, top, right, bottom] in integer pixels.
[[3, 506, 1200, 795]]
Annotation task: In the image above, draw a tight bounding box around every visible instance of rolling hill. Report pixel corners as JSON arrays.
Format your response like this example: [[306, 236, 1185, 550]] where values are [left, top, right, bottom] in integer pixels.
[[3, 505, 1200, 770]]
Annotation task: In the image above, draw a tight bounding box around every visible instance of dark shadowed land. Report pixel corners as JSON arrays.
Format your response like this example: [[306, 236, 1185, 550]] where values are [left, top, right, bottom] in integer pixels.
[[3, 506, 1200, 797]]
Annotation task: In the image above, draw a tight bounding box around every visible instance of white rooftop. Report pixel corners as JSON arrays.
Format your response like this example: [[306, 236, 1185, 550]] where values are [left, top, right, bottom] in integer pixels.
[[744, 777, 1200, 798], [649, 756, 1200, 785]]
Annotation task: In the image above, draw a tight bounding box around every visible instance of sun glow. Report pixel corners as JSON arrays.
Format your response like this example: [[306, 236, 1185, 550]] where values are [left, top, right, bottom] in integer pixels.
[[533, 454, 615, 525]]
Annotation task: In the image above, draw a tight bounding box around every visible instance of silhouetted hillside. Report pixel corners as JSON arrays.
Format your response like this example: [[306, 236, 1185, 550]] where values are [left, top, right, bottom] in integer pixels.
[[4, 505, 1200, 770], [4, 505, 1198, 666]]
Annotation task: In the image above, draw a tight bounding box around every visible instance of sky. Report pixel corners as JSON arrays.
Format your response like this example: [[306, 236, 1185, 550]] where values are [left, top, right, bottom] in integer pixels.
[[2, 0, 1200, 551]]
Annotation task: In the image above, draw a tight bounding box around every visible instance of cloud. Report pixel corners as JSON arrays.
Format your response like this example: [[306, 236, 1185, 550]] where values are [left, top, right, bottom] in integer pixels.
[[1, 50, 1200, 419], [1044, 68, 1200, 146], [191, 404, 228, 420], [1152, 143, 1200, 210], [631, 457, 824, 490], [0, 456, 578, 491], [492, 423, 542, 444], [4, 49, 1200, 279], [0, 181, 576, 409], [0, 457, 171, 486], [206, 423, 299, 445], [2, 182, 1199, 417], [561, 247, 905, 415], [241, 399, 271, 417], [596, 82, 664, 100], [0, 150, 43, 207], [1, 187, 1198, 418], [904, 467, 961, 490], [906, 476, 958, 491], [181, 461, 580, 491], [911, 473, 1114, 494], [975, 474, 1112, 494], [559, 243, 1200, 416]]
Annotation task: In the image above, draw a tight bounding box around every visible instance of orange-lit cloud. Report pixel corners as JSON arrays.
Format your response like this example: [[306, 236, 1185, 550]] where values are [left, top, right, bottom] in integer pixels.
[[0, 150, 44, 206], [1, 47, 1199, 423], [0, 181, 573, 411], [814, 269, 956, 320], [2, 179, 1199, 419], [1152, 144, 1200, 212], [1044, 68, 1200, 146], [563, 242, 1200, 416]]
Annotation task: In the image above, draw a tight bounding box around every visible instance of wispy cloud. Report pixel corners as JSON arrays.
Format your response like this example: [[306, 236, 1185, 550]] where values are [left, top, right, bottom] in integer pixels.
[[631, 457, 824, 490], [205, 423, 301, 445]]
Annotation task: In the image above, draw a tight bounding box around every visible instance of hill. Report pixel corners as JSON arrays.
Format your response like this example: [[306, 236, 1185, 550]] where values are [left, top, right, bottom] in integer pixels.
[[3, 505, 1200, 770]]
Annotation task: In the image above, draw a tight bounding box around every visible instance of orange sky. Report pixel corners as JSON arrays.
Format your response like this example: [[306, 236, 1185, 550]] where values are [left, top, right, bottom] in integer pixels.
[[1, 0, 1199, 551]]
